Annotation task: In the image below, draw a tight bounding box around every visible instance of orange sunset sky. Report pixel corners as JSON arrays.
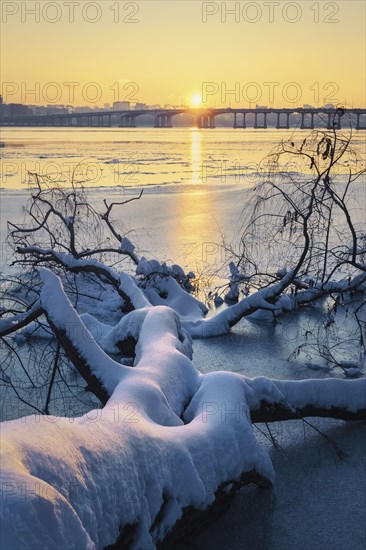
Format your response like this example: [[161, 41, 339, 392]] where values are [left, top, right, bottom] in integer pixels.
[[1, 1, 365, 108]]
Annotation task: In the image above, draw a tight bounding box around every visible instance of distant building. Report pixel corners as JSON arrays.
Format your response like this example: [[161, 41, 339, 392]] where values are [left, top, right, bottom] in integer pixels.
[[8, 104, 32, 117], [74, 106, 93, 113], [135, 103, 147, 110], [303, 104, 314, 109], [44, 105, 70, 115], [324, 103, 335, 109], [30, 106, 45, 116], [0, 96, 10, 117], [256, 105, 268, 110], [113, 101, 130, 111], [104, 103, 111, 110]]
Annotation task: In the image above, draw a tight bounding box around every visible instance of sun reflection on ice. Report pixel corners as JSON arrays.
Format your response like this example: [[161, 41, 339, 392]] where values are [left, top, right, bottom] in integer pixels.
[[172, 130, 219, 270], [190, 129, 202, 185]]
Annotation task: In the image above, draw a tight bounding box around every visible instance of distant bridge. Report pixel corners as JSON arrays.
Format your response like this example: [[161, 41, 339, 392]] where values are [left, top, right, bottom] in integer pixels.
[[1, 108, 365, 130]]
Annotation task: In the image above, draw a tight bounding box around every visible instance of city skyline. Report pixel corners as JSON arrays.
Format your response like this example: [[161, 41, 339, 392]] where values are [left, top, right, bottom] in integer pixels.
[[0, 95, 350, 112]]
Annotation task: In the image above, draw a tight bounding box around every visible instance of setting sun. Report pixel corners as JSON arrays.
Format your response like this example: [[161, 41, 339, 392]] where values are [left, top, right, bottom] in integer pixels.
[[190, 93, 202, 107]]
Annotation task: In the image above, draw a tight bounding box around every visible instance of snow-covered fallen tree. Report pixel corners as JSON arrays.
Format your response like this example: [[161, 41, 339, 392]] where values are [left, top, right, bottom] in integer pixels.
[[1, 269, 365, 550], [1, 127, 366, 548]]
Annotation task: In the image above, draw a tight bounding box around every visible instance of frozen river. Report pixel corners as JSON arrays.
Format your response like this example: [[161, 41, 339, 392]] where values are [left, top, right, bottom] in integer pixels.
[[0, 127, 365, 549]]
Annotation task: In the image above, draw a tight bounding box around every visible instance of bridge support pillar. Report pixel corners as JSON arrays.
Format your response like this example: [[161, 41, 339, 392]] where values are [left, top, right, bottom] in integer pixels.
[[242, 112, 247, 128], [354, 113, 366, 130], [276, 112, 290, 129], [301, 112, 315, 130], [196, 114, 215, 128], [355, 113, 366, 129], [326, 111, 341, 130], [334, 111, 341, 129], [254, 112, 267, 129], [153, 114, 172, 128], [162, 115, 172, 127], [234, 112, 237, 128], [120, 115, 136, 127], [327, 112, 332, 130]]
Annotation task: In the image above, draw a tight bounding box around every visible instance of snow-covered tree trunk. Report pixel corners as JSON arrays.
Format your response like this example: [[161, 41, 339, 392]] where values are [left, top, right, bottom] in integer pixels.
[[1, 270, 365, 549]]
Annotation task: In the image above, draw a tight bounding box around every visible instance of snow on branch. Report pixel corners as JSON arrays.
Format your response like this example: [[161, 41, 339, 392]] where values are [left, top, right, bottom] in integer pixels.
[[0, 300, 43, 338], [14, 247, 150, 312], [1, 273, 366, 549], [9, 177, 143, 267], [246, 377, 366, 422], [0, 279, 273, 549], [294, 271, 366, 307], [182, 271, 295, 337], [39, 268, 127, 401]]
